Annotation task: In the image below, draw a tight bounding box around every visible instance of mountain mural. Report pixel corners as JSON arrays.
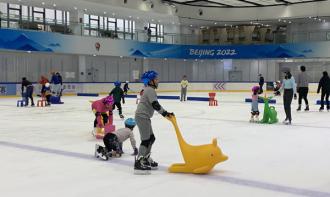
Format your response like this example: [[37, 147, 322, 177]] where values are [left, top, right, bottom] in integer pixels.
[[130, 49, 150, 57], [2, 33, 53, 52], [259, 46, 305, 58]]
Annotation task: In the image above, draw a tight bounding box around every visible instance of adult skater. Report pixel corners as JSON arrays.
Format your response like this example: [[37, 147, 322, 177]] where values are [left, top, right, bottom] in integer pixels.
[[21, 77, 35, 107], [50, 72, 62, 96], [296, 66, 309, 111], [109, 81, 125, 118], [180, 75, 189, 102], [258, 74, 264, 94], [134, 70, 174, 174], [281, 71, 297, 125], [317, 71, 330, 111], [95, 118, 138, 160]]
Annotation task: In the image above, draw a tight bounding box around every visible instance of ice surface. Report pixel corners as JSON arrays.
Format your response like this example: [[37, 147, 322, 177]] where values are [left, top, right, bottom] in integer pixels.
[[1, 92, 330, 197]]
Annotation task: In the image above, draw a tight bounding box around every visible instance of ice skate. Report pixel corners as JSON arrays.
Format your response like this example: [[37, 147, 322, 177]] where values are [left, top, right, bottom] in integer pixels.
[[304, 105, 309, 111], [134, 156, 151, 175], [146, 154, 158, 170], [94, 144, 109, 161], [119, 114, 124, 119]]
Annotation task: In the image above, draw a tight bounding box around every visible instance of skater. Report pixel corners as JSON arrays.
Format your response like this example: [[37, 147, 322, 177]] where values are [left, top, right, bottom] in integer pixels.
[[56, 72, 63, 97], [50, 72, 62, 96], [95, 118, 139, 160], [123, 81, 130, 95], [134, 70, 174, 174], [273, 81, 281, 96], [21, 77, 35, 106], [317, 71, 330, 111], [281, 71, 297, 125], [91, 95, 114, 134], [180, 75, 189, 102], [296, 66, 309, 111], [250, 86, 260, 122], [41, 82, 52, 106], [258, 74, 264, 94], [109, 81, 125, 119]]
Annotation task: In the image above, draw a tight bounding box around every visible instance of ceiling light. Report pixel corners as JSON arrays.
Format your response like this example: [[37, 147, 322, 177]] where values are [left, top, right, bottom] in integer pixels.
[[84, 8, 88, 12], [74, 7, 77, 10], [214, 22, 217, 25], [104, 11, 107, 14], [93, 54, 96, 57], [53, 3, 56, 7], [112, 13, 116, 16], [137, 17, 140, 19], [41, 2, 45, 5], [129, 16, 132, 18]]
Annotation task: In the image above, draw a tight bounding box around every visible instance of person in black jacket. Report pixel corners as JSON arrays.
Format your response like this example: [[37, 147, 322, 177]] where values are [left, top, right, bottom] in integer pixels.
[[258, 74, 264, 94], [317, 71, 330, 111], [21, 77, 35, 106]]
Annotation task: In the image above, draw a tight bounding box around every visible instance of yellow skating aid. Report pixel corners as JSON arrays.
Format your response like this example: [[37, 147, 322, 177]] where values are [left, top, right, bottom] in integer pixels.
[[167, 115, 228, 174]]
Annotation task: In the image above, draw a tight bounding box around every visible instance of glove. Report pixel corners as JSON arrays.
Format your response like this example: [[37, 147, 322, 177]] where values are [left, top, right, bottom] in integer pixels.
[[162, 111, 174, 117], [132, 148, 138, 156], [294, 94, 297, 100]]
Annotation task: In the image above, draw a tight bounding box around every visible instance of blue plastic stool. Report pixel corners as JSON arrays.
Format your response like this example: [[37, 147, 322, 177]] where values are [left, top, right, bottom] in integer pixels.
[[17, 100, 26, 107]]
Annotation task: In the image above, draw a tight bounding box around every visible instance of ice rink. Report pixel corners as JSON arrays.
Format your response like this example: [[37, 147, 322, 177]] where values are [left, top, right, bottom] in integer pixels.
[[1, 92, 330, 197]]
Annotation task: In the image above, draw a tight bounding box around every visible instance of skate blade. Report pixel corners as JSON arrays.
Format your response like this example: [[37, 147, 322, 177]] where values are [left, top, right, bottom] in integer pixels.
[[134, 169, 151, 175]]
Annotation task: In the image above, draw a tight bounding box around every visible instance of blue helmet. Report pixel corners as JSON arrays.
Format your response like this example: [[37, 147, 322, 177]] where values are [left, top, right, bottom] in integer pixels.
[[141, 70, 158, 86], [114, 81, 121, 87], [125, 118, 136, 128]]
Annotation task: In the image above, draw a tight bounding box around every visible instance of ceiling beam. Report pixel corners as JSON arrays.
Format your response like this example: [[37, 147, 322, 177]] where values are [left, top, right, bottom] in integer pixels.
[[235, 0, 264, 6]]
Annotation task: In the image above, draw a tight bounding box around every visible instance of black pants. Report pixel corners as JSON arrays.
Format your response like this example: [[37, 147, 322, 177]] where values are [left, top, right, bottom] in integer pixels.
[[94, 113, 108, 128], [259, 84, 264, 94], [283, 89, 294, 121], [113, 102, 122, 115], [298, 87, 309, 105], [320, 91, 330, 109], [103, 133, 120, 152], [25, 86, 34, 106]]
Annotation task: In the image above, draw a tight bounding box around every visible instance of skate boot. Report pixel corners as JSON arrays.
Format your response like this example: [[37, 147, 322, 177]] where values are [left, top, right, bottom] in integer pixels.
[[146, 153, 158, 170], [319, 107, 324, 112], [119, 114, 124, 119], [134, 156, 151, 175], [304, 105, 309, 111], [249, 117, 254, 123], [296, 105, 301, 111], [94, 144, 109, 161]]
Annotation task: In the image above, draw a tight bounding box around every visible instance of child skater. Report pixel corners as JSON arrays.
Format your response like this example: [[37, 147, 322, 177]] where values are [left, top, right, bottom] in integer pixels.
[[134, 70, 174, 174], [95, 118, 138, 160], [250, 86, 260, 122], [109, 81, 125, 119], [91, 96, 114, 135]]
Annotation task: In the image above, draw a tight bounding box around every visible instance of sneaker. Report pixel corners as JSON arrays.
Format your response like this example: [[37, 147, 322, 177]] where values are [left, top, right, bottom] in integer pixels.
[[134, 156, 151, 175], [94, 144, 109, 161]]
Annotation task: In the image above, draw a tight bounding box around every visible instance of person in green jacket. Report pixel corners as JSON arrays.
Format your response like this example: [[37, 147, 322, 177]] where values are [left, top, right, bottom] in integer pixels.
[[109, 81, 125, 118]]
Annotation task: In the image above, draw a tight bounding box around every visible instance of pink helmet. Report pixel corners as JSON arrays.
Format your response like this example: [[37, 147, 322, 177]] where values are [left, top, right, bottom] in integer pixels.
[[103, 96, 114, 105], [252, 86, 260, 92]]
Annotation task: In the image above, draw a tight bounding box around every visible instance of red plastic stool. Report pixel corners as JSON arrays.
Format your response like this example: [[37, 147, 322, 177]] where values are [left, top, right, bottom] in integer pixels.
[[208, 92, 218, 106], [37, 98, 46, 107]]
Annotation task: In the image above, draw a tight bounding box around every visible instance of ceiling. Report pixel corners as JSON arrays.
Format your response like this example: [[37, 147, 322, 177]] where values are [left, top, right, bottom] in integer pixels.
[[162, 0, 327, 8]]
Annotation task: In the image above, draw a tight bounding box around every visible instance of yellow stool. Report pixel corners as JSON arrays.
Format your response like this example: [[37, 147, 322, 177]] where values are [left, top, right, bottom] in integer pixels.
[[167, 115, 228, 174]]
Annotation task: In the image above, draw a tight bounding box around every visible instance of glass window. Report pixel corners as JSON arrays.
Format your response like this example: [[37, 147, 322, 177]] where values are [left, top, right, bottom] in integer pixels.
[[9, 4, 20, 9], [9, 9, 20, 20], [90, 15, 98, 20], [33, 7, 43, 12], [0, 2, 8, 15], [90, 19, 98, 29], [66, 11, 70, 25], [34, 12, 43, 22], [117, 19, 123, 31], [1, 20, 8, 28], [56, 10, 62, 24], [22, 6, 28, 20], [100, 16, 104, 29], [84, 14, 89, 26], [45, 9, 55, 23]]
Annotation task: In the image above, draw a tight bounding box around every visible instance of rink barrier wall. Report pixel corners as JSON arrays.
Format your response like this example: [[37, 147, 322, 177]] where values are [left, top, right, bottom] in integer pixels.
[[0, 82, 321, 97]]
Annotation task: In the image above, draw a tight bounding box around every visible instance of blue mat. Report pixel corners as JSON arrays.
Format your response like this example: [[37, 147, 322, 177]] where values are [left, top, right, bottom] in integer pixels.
[[245, 98, 276, 104], [124, 95, 137, 98], [158, 95, 180, 100], [316, 100, 329, 105], [187, 97, 209, 101], [77, 93, 99, 97]]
